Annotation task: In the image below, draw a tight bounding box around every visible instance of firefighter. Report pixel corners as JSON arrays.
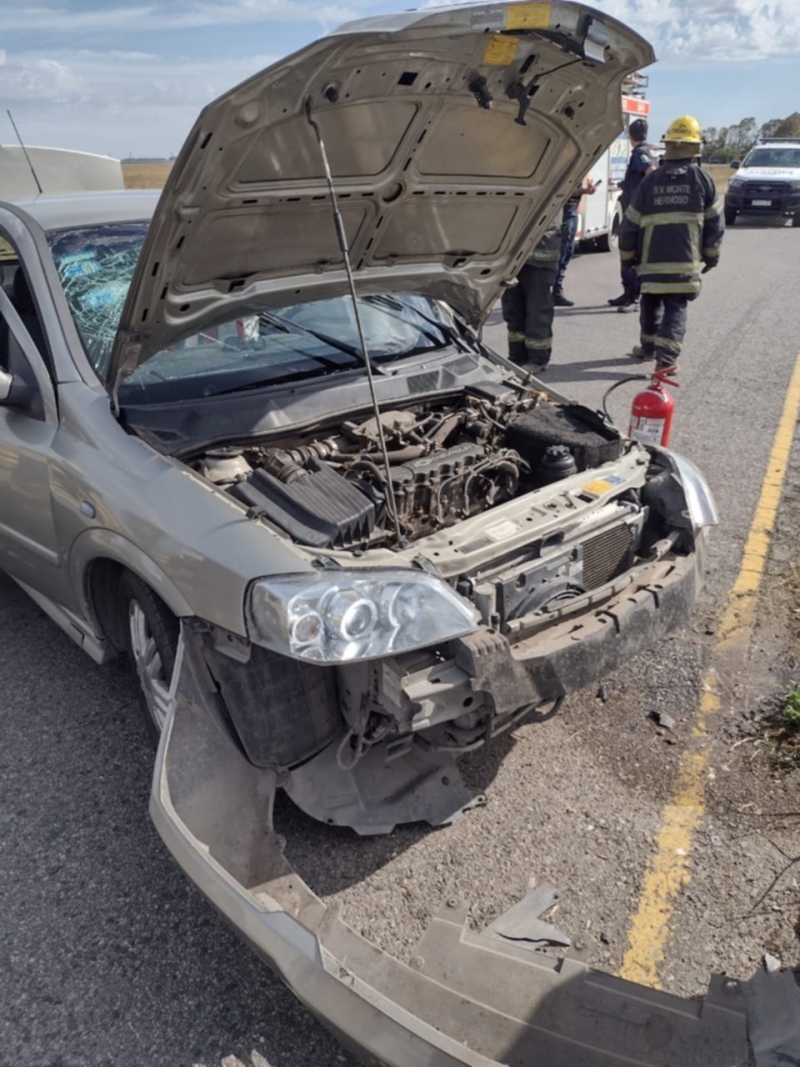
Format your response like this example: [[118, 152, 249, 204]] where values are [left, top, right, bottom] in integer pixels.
[[608, 118, 657, 311], [618, 115, 723, 373], [501, 220, 561, 370]]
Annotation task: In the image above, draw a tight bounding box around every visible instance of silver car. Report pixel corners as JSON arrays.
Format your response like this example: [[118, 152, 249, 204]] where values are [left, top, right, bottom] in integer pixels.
[[1, 5, 742, 1064]]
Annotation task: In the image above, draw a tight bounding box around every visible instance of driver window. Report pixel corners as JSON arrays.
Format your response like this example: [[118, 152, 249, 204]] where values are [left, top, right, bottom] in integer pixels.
[[0, 236, 52, 376], [0, 238, 47, 420]]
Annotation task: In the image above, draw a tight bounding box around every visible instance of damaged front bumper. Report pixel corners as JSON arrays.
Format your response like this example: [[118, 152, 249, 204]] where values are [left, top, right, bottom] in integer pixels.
[[189, 540, 703, 836], [150, 631, 799, 1066], [454, 544, 702, 712]]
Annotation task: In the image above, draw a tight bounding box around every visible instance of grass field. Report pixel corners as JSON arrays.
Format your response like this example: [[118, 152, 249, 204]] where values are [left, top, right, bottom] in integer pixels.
[[705, 163, 732, 197], [122, 161, 173, 189]]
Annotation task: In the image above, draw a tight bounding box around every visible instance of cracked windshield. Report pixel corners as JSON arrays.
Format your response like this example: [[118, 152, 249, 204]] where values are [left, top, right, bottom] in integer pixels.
[[48, 222, 462, 401]]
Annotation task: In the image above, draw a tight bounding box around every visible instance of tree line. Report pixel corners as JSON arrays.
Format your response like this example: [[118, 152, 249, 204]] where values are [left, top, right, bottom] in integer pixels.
[[702, 113, 800, 163]]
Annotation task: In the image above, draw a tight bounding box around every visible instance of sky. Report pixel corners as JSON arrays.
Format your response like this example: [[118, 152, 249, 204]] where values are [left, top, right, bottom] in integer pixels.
[[1, 0, 799, 159]]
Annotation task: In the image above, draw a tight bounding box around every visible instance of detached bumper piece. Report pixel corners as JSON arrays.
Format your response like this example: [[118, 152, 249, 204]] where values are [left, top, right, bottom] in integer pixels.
[[150, 633, 799, 1067]]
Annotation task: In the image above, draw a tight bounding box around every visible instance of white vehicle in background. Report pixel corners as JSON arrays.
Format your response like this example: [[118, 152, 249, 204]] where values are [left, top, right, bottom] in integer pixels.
[[0, 144, 124, 198], [724, 138, 800, 226], [577, 72, 650, 251]]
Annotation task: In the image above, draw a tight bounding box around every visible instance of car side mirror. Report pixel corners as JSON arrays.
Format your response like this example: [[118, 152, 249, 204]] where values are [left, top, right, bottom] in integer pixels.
[[0, 367, 34, 410], [0, 368, 13, 402], [730, 160, 740, 170]]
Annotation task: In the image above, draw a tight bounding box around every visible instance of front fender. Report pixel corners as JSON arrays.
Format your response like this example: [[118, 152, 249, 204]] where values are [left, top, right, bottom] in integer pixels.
[[69, 527, 196, 626]]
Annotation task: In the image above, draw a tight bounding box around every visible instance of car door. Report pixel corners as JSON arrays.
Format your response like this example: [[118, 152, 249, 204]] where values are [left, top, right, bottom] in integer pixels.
[[0, 249, 69, 606]]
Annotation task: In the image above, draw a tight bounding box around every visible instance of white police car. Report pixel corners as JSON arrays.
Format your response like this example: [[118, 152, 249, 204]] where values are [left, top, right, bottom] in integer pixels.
[[725, 138, 800, 225]]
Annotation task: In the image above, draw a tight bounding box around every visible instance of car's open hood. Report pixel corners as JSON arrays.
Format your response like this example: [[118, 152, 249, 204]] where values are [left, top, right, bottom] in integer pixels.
[[108, 1, 653, 391]]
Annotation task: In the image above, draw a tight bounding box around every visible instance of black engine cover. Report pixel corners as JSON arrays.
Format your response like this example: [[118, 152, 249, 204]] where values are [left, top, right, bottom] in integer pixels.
[[232, 460, 375, 548]]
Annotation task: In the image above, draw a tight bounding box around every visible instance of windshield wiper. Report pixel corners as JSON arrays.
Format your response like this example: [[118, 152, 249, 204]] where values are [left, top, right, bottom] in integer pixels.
[[363, 295, 475, 353], [261, 310, 390, 375]]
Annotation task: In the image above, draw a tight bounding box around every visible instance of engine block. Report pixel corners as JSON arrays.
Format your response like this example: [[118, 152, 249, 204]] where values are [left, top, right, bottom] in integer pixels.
[[389, 442, 487, 537]]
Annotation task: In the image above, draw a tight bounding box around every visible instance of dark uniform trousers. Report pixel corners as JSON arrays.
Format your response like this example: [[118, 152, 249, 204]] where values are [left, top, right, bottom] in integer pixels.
[[501, 261, 558, 366], [502, 222, 562, 367], [621, 263, 640, 302], [638, 292, 696, 362]]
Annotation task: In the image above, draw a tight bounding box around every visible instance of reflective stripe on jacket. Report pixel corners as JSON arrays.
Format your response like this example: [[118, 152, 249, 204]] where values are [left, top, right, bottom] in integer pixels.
[[619, 161, 724, 295], [527, 222, 562, 266]]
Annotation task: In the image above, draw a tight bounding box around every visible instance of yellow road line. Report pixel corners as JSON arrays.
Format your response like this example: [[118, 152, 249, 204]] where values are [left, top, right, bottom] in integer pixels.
[[619, 349, 800, 988]]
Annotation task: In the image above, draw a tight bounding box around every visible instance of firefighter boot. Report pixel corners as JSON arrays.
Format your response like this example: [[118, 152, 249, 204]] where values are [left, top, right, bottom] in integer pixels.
[[630, 345, 656, 361], [655, 357, 678, 376]]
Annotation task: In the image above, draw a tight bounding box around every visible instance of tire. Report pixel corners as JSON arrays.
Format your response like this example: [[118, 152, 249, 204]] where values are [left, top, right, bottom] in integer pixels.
[[595, 206, 622, 253], [724, 207, 737, 226], [793, 214, 800, 228], [119, 572, 179, 742]]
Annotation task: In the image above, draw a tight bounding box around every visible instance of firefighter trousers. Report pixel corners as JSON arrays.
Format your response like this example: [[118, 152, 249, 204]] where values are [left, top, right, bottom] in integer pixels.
[[501, 262, 557, 367], [621, 263, 640, 301], [639, 293, 696, 368]]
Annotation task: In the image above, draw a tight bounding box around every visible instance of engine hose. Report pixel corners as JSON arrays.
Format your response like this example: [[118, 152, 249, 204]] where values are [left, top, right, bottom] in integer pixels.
[[602, 374, 649, 423], [348, 458, 386, 485], [462, 459, 519, 510], [385, 444, 427, 463], [431, 413, 463, 449]]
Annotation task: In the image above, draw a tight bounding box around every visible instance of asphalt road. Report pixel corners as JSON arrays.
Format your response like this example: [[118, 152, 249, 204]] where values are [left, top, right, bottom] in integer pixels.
[[3, 218, 800, 1067]]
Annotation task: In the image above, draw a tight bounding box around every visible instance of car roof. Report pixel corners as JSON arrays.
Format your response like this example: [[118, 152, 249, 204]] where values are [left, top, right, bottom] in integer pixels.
[[3, 189, 160, 231]]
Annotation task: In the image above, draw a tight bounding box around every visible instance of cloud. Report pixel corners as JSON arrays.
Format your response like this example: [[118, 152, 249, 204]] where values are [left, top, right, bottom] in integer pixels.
[[0, 0, 367, 158], [0, 1, 362, 36], [415, 0, 800, 61], [593, 0, 800, 61], [1, 48, 280, 156]]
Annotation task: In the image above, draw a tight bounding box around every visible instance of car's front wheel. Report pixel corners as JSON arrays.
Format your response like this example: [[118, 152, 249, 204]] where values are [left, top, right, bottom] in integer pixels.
[[724, 206, 737, 226], [119, 572, 179, 741]]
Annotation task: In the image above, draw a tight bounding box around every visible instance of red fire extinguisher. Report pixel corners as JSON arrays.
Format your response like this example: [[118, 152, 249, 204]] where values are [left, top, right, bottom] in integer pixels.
[[628, 369, 678, 447]]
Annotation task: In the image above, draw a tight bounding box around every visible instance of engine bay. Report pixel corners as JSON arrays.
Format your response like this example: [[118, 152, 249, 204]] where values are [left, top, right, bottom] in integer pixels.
[[193, 386, 627, 550]]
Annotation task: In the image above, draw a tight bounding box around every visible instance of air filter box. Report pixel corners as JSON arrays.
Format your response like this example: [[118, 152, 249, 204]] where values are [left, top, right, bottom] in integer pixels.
[[232, 460, 375, 548]]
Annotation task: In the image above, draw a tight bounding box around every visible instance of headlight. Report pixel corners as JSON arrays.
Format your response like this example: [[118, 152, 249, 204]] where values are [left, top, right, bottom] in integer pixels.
[[790, 181, 800, 191], [727, 176, 744, 189], [247, 569, 480, 663], [663, 449, 719, 532]]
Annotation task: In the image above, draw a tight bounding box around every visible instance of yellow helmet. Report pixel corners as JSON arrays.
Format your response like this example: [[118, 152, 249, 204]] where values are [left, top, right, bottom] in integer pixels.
[[664, 115, 703, 144]]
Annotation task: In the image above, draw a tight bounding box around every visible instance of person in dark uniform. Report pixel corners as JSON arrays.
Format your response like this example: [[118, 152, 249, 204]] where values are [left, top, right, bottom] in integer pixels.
[[618, 115, 724, 373], [501, 221, 561, 370], [608, 118, 656, 311], [553, 176, 599, 307]]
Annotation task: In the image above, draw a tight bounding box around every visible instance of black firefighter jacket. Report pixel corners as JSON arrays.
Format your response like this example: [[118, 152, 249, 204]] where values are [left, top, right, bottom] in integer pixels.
[[526, 221, 562, 269], [619, 160, 724, 296]]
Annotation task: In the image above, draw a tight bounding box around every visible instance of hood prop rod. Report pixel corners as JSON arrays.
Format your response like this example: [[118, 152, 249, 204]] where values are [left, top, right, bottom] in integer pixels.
[[304, 95, 405, 548]]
